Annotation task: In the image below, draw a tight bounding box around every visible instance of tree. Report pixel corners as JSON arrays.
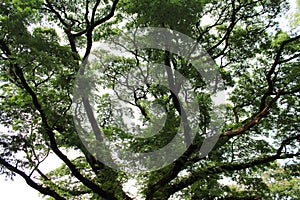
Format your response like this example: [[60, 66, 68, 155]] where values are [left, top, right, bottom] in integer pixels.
[[0, 0, 299, 199], [290, 0, 300, 27]]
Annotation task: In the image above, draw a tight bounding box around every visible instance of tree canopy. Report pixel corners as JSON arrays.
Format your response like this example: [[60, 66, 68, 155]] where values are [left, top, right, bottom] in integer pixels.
[[0, 0, 299, 199]]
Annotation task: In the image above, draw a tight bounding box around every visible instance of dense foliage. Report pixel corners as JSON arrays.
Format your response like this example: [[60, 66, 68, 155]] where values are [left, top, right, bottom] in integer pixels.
[[0, 0, 299, 199]]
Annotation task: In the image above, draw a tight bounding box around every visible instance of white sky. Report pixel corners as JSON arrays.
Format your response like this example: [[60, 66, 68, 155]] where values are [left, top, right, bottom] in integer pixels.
[[0, 0, 298, 199], [0, 176, 42, 199], [0, 147, 63, 199]]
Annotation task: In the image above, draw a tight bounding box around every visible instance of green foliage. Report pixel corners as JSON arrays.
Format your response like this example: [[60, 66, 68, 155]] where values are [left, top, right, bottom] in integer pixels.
[[121, 0, 206, 35], [290, 0, 300, 27], [0, 0, 299, 200]]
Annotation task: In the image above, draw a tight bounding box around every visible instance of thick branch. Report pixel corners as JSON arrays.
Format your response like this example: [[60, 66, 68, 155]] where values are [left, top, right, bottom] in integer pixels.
[[164, 51, 192, 146], [221, 89, 282, 137], [13, 65, 118, 200], [163, 138, 300, 198], [35, 167, 91, 197]]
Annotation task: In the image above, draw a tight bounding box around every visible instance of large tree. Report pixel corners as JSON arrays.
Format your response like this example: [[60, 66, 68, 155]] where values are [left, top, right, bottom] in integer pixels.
[[0, 0, 299, 199]]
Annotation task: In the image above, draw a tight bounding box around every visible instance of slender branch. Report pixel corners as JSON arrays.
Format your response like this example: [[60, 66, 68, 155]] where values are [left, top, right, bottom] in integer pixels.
[[44, 0, 69, 28], [84, 0, 90, 27], [0, 158, 66, 200], [73, 0, 119, 37], [281, 86, 300, 95], [207, 0, 240, 59], [43, 1, 79, 57], [278, 52, 300, 64], [271, 35, 300, 71], [260, 34, 300, 111], [91, 0, 102, 24]]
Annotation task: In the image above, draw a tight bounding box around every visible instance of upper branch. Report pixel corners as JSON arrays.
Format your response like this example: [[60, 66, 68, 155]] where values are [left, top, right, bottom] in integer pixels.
[[260, 34, 300, 111], [73, 0, 119, 37]]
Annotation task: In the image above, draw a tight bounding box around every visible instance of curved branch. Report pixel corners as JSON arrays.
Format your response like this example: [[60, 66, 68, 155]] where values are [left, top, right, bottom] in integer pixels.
[[0, 158, 66, 200], [13, 64, 118, 200], [163, 135, 300, 198], [260, 34, 300, 111], [73, 0, 120, 37], [221, 89, 283, 137]]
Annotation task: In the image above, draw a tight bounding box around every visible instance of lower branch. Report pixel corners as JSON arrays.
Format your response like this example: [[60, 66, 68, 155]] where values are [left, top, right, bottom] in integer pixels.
[[163, 140, 299, 198], [0, 158, 66, 200]]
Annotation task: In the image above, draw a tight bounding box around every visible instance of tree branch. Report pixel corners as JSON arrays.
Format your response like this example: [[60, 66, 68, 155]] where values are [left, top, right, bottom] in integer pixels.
[[221, 89, 283, 137], [163, 135, 300, 198], [73, 0, 119, 37], [13, 64, 118, 200], [0, 158, 66, 200], [260, 34, 300, 111]]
